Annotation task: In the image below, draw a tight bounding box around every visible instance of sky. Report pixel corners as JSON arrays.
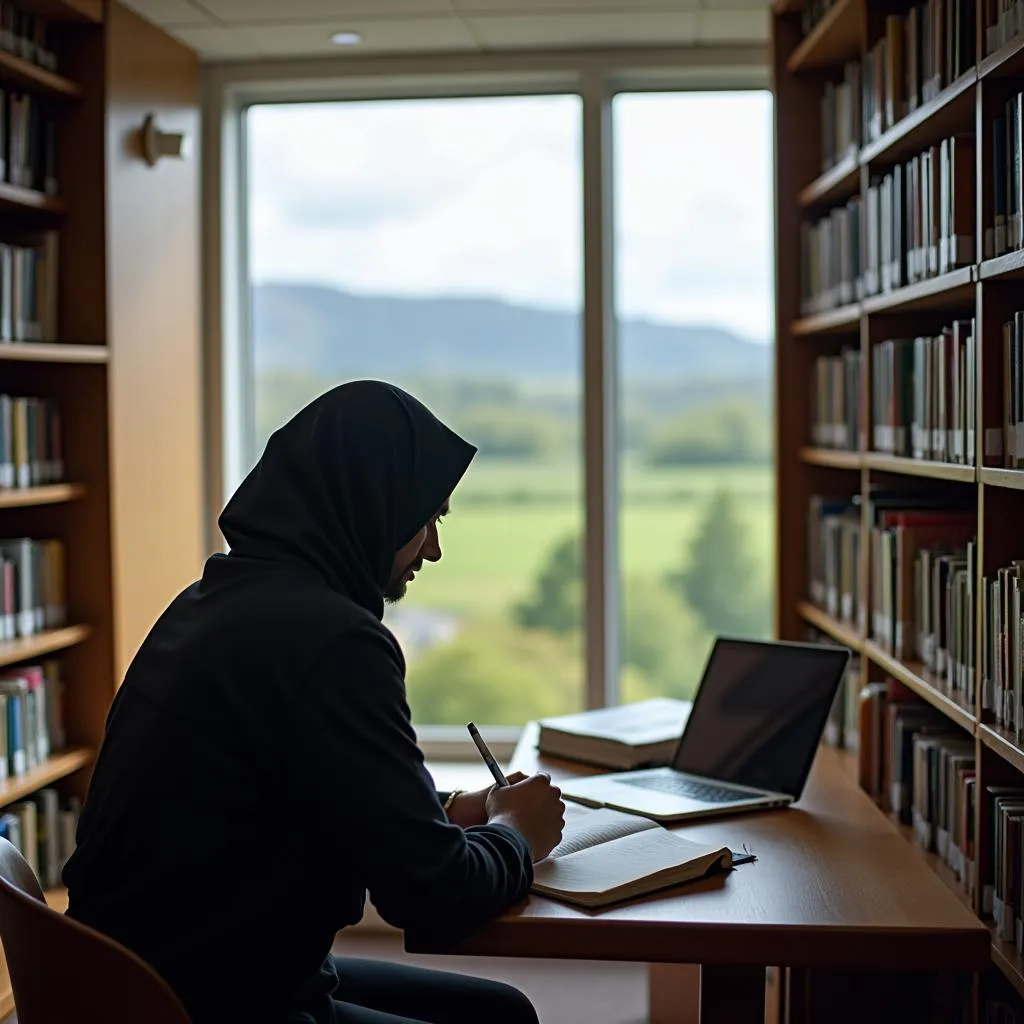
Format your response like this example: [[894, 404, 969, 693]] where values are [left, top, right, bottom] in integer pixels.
[[247, 90, 774, 344]]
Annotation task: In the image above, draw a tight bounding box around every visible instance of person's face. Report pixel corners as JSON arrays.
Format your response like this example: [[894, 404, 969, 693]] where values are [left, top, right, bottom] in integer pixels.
[[384, 499, 449, 604]]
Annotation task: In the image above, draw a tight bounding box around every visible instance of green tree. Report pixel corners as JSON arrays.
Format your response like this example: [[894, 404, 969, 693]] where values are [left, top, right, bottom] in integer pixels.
[[406, 620, 582, 725], [621, 576, 714, 702], [514, 533, 582, 634], [645, 399, 770, 467], [667, 487, 772, 640]]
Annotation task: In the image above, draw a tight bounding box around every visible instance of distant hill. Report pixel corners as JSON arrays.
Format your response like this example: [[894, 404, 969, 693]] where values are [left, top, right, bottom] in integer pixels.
[[252, 282, 771, 384]]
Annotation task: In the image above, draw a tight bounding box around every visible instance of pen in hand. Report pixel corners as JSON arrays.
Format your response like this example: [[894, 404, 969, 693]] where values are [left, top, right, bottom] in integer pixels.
[[467, 722, 509, 787]]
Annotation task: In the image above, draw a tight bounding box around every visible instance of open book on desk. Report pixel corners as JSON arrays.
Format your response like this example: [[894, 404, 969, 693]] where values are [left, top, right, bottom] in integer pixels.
[[531, 803, 749, 909]]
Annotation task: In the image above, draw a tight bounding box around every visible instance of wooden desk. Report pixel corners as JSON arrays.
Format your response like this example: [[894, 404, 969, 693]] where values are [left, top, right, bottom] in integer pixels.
[[409, 726, 991, 1023]]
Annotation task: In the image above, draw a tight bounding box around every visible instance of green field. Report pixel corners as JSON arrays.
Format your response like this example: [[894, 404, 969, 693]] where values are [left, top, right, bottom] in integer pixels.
[[408, 460, 774, 617]]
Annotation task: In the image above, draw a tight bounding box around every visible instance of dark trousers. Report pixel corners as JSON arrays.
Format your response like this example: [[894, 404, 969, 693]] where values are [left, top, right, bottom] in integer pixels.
[[330, 956, 539, 1024]]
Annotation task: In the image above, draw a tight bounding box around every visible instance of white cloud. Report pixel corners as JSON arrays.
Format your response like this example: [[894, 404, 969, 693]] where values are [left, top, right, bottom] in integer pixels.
[[248, 90, 773, 343]]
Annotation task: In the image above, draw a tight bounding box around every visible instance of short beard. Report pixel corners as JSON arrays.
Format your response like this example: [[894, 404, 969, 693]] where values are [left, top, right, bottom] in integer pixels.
[[383, 577, 408, 605]]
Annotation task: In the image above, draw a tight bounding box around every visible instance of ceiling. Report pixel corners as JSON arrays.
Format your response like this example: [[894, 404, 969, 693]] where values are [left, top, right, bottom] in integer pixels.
[[120, 0, 770, 62]]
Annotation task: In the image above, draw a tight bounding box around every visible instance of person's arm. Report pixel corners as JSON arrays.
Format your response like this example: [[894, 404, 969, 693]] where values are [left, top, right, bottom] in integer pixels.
[[289, 627, 532, 942]]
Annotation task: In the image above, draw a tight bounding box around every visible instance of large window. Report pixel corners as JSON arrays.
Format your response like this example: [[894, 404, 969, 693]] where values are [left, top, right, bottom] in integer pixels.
[[614, 91, 775, 705], [232, 74, 774, 736], [245, 96, 584, 727]]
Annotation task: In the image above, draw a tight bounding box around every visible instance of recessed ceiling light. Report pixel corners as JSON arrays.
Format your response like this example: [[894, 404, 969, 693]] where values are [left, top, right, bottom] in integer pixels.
[[330, 31, 363, 46]]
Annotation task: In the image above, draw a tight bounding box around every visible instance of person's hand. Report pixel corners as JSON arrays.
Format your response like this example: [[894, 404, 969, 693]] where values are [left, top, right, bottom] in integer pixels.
[[445, 773, 527, 828], [485, 772, 565, 862]]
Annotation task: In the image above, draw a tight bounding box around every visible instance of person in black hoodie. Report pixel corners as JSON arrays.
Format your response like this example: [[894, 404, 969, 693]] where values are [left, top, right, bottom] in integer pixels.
[[62, 380, 565, 1024]]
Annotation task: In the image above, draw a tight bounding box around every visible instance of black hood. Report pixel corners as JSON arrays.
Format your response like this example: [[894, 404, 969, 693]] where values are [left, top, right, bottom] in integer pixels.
[[218, 379, 476, 618]]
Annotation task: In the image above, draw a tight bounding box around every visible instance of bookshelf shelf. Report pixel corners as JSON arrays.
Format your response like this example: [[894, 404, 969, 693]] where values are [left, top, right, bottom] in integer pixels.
[[0, 182, 65, 216], [0, 342, 108, 364], [980, 249, 1024, 281], [800, 446, 862, 469], [0, 625, 91, 670], [861, 267, 975, 314], [859, 69, 977, 168], [864, 641, 976, 732], [0, 748, 92, 812], [792, 304, 861, 336], [863, 453, 976, 482], [0, 49, 81, 98], [786, 0, 864, 71], [980, 32, 1024, 80], [980, 468, 1024, 490], [992, 928, 1024, 999], [797, 601, 864, 650], [979, 724, 1024, 776], [0, 484, 84, 509], [798, 154, 860, 209], [773, 0, 804, 12]]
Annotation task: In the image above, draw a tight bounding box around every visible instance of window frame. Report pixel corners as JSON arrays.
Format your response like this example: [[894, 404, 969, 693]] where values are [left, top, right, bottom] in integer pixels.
[[202, 46, 769, 760]]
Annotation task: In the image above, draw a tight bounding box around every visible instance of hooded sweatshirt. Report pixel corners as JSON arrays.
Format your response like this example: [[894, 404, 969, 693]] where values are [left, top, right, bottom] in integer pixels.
[[62, 381, 533, 1023]]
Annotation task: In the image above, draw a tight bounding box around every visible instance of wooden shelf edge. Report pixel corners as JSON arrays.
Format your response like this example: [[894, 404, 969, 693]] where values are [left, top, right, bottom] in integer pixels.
[[791, 304, 861, 336], [0, 181, 65, 214], [797, 601, 864, 650], [0, 342, 108, 363], [864, 453, 976, 482], [980, 248, 1024, 280], [786, 0, 862, 71], [980, 467, 1024, 490], [0, 49, 81, 98], [800, 446, 863, 469], [862, 267, 975, 315], [798, 153, 859, 208], [864, 641, 976, 732], [859, 69, 978, 167], [0, 624, 91, 669], [993, 927, 1024, 998], [981, 32, 1024, 80], [0, 747, 91, 811], [979, 723, 1024, 775], [0, 484, 84, 509]]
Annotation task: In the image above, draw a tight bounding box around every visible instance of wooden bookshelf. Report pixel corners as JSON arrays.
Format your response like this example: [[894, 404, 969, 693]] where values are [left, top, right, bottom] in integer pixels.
[[0, 748, 91, 811], [774, 0, 1024, 1005], [0, 342, 108, 363], [0, 2, 204, 1016], [800, 446, 862, 469], [0, 484, 84, 508], [0, 49, 80, 98]]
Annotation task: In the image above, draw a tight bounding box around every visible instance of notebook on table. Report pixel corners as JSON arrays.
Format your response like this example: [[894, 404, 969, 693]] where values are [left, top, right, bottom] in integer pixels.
[[530, 802, 753, 909]]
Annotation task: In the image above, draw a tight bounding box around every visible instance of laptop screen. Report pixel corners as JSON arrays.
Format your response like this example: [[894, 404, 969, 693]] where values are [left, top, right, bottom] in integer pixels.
[[671, 638, 850, 799]]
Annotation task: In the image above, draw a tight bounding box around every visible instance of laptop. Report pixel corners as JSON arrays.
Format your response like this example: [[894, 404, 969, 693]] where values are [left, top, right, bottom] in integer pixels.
[[559, 637, 851, 822]]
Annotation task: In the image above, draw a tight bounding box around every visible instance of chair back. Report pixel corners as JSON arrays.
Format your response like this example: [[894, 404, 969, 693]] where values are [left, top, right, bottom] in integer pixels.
[[0, 837, 190, 1023]]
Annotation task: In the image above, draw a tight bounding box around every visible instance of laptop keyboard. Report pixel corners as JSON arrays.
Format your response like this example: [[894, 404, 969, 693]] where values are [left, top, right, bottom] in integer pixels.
[[618, 774, 754, 803]]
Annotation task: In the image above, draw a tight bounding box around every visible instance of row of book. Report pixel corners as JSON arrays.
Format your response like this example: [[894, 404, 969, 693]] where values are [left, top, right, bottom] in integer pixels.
[[0, 788, 78, 891], [816, 1, 975, 173], [810, 349, 862, 451], [0, 537, 66, 641], [984, 0, 1024, 57], [800, 135, 974, 314], [808, 494, 862, 631], [807, 626, 862, 751], [0, 660, 63, 782], [999, 309, 1024, 468], [0, 233, 57, 343], [871, 321, 977, 464], [0, 3, 57, 72], [2, 91, 57, 197], [982, 559, 1024, 734], [987, 93, 1024, 260], [0, 394, 62, 488]]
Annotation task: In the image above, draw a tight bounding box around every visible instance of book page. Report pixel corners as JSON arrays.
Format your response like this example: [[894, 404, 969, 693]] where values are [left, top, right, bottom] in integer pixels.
[[547, 803, 660, 860], [534, 828, 728, 897]]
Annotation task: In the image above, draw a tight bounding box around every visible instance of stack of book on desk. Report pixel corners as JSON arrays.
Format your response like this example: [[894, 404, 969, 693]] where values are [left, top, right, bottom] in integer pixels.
[[536, 697, 691, 770]]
